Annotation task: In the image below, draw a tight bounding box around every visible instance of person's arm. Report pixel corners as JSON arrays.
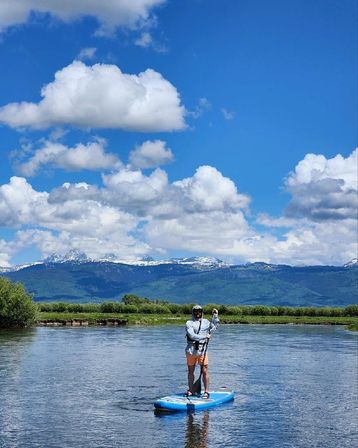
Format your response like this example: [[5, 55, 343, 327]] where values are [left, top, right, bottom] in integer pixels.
[[186, 321, 202, 341], [209, 308, 219, 333]]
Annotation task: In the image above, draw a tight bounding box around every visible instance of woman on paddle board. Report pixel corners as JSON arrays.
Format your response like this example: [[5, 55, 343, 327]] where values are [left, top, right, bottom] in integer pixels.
[[185, 305, 219, 398]]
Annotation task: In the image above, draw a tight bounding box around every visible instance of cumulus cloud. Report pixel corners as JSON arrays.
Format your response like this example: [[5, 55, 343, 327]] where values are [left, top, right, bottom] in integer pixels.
[[0, 61, 186, 131], [173, 166, 250, 212], [129, 140, 173, 169], [285, 149, 358, 220], [0, 0, 166, 35], [102, 167, 170, 215], [1, 150, 356, 266], [49, 183, 100, 204], [101, 164, 250, 218], [143, 211, 252, 255], [0, 176, 150, 261], [14, 228, 151, 262], [0, 239, 13, 267], [17, 139, 121, 176], [0, 177, 49, 227]]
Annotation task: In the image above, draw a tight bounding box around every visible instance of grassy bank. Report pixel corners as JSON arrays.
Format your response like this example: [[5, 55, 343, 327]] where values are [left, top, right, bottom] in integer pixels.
[[37, 312, 358, 327]]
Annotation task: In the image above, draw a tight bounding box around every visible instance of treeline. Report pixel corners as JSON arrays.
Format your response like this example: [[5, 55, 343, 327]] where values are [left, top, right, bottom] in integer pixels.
[[37, 294, 358, 317]]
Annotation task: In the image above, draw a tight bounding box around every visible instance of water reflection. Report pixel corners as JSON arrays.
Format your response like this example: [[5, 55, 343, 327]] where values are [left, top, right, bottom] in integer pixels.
[[0, 325, 356, 448], [185, 411, 209, 448]]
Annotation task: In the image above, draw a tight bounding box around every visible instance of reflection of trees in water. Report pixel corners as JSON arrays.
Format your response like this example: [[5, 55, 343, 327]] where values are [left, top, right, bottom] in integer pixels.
[[185, 411, 209, 448]]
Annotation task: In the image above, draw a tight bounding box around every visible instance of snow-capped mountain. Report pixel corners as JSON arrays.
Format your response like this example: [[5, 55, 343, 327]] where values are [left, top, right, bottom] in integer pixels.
[[2, 253, 357, 306], [344, 258, 358, 267], [0, 251, 229, 272], [44, 251, 229, 268], [1, 251, 357, 273], [44, 249, 90, 263], [0, 262, 42, 273]]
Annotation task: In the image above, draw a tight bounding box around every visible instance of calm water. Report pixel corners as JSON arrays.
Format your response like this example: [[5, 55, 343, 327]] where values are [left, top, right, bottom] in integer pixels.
[[0, 325, 357, 448]]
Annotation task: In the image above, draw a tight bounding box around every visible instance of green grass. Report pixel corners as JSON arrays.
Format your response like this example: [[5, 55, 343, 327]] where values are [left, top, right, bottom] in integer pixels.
[[38, 312, 358, 327]]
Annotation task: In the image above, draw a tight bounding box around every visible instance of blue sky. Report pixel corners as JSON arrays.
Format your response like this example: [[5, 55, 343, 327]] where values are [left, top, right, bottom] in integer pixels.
[[0, 0, 357, 266]]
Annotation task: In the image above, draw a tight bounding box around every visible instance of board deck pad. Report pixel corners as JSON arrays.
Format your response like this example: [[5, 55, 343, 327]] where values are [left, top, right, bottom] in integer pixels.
[[154, 387, 235, 412]]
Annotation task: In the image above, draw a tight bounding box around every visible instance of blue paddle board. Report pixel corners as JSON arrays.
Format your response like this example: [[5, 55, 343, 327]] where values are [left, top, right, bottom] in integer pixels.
[[154, 387, 235, 412]]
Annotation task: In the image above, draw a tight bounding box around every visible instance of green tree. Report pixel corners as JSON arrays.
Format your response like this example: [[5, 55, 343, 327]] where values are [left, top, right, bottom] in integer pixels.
[[0, 278, 37, 328], [121, 294, 150, 305]]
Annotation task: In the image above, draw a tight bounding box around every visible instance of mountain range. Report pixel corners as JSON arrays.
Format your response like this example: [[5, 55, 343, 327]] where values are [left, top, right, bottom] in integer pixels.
[[1, 251, 357, 307]]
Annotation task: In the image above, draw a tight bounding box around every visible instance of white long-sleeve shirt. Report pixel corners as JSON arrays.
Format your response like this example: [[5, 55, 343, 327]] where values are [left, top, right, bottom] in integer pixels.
[[185, 314, 219, 355]]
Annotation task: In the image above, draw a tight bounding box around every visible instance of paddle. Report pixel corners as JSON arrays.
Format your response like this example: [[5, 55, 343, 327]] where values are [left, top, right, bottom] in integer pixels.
[[192, 337, 209, 395]]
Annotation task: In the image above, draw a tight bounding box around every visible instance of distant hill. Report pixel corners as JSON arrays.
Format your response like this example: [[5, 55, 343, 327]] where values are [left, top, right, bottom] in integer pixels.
[[1, 253, 357, 306]]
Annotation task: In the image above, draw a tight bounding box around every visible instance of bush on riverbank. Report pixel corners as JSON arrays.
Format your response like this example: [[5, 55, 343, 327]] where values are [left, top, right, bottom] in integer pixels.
[[37, 298, 358, 317], [0, 278, 37, 328]]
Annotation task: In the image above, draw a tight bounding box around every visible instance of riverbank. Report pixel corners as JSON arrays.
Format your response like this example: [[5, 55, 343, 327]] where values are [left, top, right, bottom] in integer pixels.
[[37, 312, 358, 329]]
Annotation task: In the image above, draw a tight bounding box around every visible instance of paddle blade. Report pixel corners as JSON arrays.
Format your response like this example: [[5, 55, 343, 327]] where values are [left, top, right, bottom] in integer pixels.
[[192, 377, 202, 395]]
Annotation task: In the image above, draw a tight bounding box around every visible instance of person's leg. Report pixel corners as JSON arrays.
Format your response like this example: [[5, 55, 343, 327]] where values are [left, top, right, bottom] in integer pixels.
[[187, 365, 196, 393], [186, 353, 197, 394], [202, 365, 210, 394]]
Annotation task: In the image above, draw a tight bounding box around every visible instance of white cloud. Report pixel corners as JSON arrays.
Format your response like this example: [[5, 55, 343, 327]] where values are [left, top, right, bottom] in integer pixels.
[[286, 149, 357, 189], [0, 0, 166, 35], [102, 167, 170, 215], [101, 164, 250, 218], [285, 149, 358, 220], [221, 108, 234, 120], [134, 31, 168, 53], [0, 176, 150, 261], [0, 61, 186, 131], [1, 150, 356, 266], [0, 177, 49, 227], [188, 98, 211, 119], [0, 239, 13, 267], [14, 228, 151, 262], [143, 211, 252, 255], [129, 140, 173, 169], [77, 47, 97, 60], [173, 166, 250, 212], [134, 32, 153, 47], [16, 139, 121, 176]]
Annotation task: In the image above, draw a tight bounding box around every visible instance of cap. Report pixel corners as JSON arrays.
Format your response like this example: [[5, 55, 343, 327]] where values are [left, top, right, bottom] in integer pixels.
[[192, 304, 203, 312]]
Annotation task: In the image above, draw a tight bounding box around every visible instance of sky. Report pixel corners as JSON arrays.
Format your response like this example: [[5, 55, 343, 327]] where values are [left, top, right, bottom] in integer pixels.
[[0, 0, 357, 267]]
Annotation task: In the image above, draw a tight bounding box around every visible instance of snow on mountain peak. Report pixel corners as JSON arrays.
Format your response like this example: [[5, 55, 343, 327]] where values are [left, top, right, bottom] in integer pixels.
[[344, 258, 358, 267], [44, 250, 90, 263]]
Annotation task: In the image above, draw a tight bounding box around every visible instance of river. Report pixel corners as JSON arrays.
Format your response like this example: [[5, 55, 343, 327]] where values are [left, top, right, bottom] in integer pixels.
[[0, 324, 357, 447]]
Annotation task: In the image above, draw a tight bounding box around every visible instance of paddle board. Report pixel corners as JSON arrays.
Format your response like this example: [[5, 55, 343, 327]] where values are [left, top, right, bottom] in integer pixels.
[[154, 387, 235, 412]]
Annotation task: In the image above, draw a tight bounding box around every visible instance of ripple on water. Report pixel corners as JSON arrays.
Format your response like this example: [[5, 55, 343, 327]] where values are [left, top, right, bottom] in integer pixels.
[[0, 325, 357, 448]]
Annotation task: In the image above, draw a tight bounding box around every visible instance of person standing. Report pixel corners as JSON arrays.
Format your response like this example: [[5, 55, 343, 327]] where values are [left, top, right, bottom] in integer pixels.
[[185, 305, 219, 398]]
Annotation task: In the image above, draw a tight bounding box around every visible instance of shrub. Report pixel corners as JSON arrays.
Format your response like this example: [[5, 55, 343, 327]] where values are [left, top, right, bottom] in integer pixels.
[[51, 302, 69, 312], [302, 307, 317, 316], [121, 294, 150, 305], [250, 305, 271, 316], [181, 304, 195, 315], [121, 304, 139, 313], [81, 304, 101, 313], [37, 303, 53, 312], [0, 278, 37, 328], [226, 306, 242, 315], [100, 302, 116, 313], [344, 305, 358, 316], [167, 303, 182, 314]]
